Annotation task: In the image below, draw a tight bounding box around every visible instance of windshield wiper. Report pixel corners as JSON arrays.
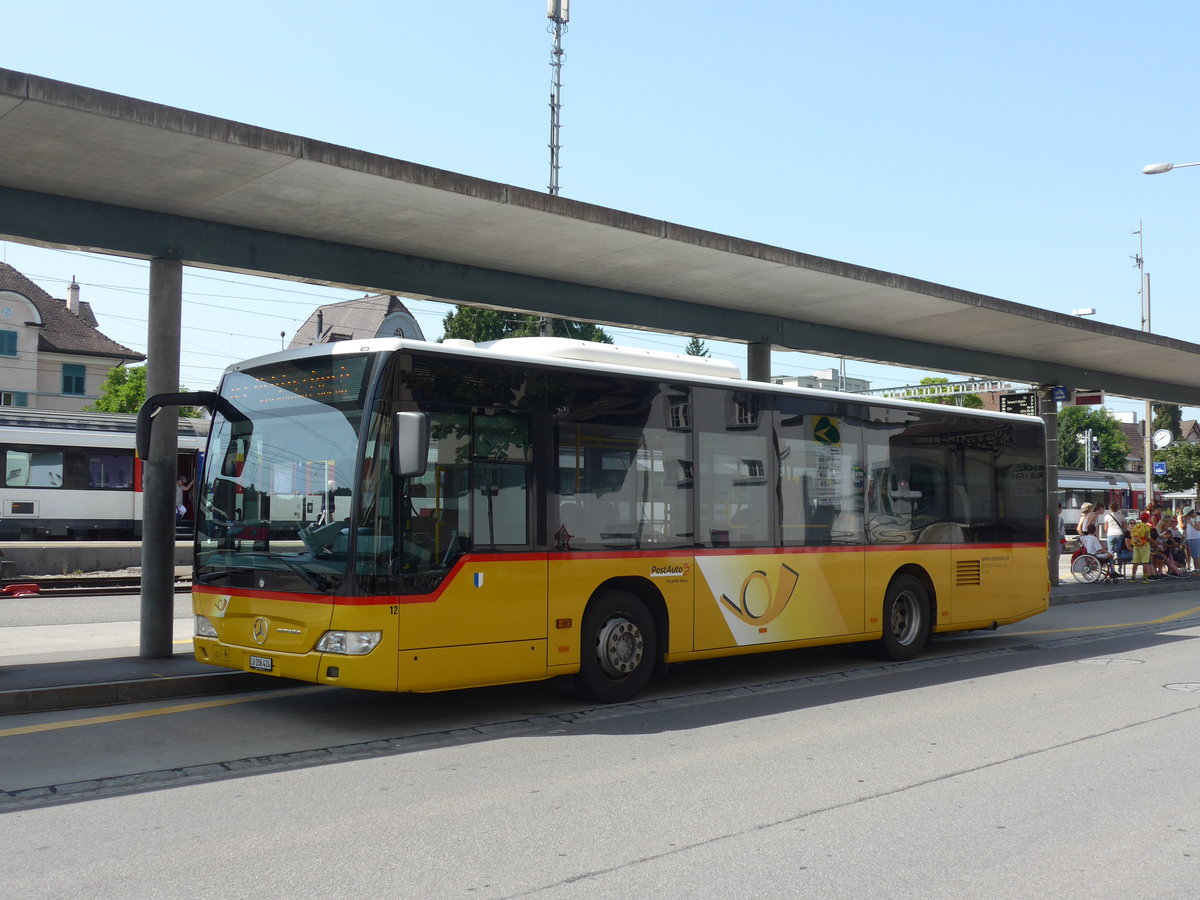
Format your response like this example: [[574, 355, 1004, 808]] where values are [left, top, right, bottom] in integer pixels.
[[195, 567, 244, 584], [196, 558, 336, 592], [270, 555, 336, 592]]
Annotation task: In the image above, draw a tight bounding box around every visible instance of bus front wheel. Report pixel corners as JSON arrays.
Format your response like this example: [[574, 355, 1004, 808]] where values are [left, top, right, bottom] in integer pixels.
[[878, 575, 930, 661], [576, 590, 657, 703]]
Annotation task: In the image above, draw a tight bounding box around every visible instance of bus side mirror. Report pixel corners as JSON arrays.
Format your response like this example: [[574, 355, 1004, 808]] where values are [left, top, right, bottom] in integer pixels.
[[394, 412, 429, 477], [137, 391, 221, 459]]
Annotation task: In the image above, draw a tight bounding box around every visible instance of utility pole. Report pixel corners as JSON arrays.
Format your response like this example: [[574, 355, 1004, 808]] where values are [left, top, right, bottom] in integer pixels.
[[547, 0, 569, 196]]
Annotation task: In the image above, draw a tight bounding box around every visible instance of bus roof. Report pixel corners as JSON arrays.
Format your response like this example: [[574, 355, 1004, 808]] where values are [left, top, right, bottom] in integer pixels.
[[226, 337, 1044, 426]]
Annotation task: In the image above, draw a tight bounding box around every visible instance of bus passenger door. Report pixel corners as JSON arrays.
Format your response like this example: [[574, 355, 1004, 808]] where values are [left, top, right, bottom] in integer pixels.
[[394, 409, 547, 690]]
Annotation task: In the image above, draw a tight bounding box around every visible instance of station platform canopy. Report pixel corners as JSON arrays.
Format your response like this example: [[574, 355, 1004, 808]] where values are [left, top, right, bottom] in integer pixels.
[[1, 67, 1197, 406]]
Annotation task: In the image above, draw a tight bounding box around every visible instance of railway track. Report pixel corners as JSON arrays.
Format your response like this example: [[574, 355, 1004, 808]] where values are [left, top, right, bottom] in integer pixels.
[[1, 576, 191, 598]]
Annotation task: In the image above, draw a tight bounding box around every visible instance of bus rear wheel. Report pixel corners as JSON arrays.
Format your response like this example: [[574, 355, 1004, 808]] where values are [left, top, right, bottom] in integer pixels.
[[576, 590, 657, 703], [878, 575, 930, 661]]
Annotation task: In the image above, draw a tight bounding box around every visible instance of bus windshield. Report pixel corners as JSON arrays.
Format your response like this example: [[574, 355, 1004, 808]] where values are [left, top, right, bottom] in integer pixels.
[[195, 353, 374, 591]]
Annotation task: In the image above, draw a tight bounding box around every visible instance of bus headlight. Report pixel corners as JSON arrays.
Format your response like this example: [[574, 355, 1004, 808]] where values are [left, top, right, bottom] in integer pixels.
[[315, 630, 382, 655], [194, 615, 218, 638]]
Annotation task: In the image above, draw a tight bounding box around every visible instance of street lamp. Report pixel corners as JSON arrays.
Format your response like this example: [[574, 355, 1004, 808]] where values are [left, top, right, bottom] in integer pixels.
[[1143, 162, 1200, 175]]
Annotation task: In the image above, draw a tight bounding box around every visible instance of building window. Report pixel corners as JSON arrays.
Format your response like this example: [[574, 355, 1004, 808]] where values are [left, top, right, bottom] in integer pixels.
[[62, 364, 86, 396], [0, 392, 27, 407], [0, 330, 15, 356]]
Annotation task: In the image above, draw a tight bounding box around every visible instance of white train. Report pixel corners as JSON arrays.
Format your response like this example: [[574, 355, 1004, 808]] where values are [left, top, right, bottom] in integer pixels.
[[0, 408, 207, 540], [1057, 468, 1159, 535]]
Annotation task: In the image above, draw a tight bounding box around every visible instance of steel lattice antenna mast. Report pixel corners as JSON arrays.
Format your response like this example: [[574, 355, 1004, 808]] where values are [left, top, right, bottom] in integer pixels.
[[1132, 220, 1154, 505], [547, 0, 570, 195]]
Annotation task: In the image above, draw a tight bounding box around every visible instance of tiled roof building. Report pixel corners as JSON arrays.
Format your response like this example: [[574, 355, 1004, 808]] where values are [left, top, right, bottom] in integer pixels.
[[0, 263, 144, 410], [289, 294, 424, 348]]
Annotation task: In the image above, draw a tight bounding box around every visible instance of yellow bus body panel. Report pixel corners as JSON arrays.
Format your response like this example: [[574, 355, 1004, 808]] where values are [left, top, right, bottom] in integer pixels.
[[547, 553, 697, 667], [397, 556, 547, 650], [193, 542, 1048, 694], [193, 586, 400, 692], [398, 640, 548, 692], [692, 550, 865, 651]]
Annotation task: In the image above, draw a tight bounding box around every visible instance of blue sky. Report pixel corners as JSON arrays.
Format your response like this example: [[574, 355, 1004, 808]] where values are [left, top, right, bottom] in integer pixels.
[[3, 1, 1199, 419]]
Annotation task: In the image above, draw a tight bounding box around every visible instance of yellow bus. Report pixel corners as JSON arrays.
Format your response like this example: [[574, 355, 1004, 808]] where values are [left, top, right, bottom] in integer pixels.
[[141, 336, 1049, 702]]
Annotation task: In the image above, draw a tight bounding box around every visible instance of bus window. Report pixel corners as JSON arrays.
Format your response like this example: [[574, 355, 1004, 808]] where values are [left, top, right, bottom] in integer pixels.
[[695, 388, 772, 548], [553, 380, 692, 550], [394, 410, 470, 575], [777, 404, 865, 546]]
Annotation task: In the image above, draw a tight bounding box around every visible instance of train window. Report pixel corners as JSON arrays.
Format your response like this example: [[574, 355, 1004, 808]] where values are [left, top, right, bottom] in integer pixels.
[[5, 449, 64, 488], [88, 451, 134, 489]]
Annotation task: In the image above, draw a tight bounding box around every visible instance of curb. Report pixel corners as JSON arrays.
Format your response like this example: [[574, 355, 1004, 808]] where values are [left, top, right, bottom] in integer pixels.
[[1051, 575, 1200, 605], [0, 671, 288, 716]]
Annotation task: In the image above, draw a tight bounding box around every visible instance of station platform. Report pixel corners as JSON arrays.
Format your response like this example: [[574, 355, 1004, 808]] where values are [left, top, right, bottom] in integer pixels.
[[0, 653, 277, 715], [4, 561, 1200, 716], [0, 541, 193, 578]]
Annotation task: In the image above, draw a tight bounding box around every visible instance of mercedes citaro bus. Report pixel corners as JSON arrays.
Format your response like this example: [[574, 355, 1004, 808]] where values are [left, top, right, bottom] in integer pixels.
[[139, 336, 1049, 702]]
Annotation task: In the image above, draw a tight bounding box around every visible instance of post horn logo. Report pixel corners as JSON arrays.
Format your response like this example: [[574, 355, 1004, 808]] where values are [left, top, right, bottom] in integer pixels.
[[720, 564, 800, 627], [252, 617, 269, 644]]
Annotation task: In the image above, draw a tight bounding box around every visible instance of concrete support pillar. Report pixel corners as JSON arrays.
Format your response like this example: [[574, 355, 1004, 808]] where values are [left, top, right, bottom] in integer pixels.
[[140, 258, 183, 658], [1039, 385, 1060, 586], [747, 341, 772, 383]]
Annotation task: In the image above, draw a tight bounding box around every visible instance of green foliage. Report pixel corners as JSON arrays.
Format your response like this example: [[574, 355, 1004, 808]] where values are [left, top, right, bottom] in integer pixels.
[[85, 365, 198, 417], [1152, 403, 1182, 440], [1056, 405, 1130, 470], [684, 337, 711, 357], [440, 307, 612, 344], [1153, 441, 1200, 494], [911, 376, 984, 409]]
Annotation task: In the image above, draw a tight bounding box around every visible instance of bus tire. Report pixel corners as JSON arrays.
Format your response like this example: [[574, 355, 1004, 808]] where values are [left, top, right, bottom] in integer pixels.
[[576, 590, 657, 703], [877, 575, 930, 661]]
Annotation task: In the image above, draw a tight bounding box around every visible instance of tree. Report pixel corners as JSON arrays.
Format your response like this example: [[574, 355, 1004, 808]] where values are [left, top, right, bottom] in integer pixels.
[[911, 376, 983, 409], [684, 337, 710, 357], [1056, 405, 1130, 470], [1152, 403, 1182, 440], [1153, 441, 1200, 494], [440, 306, 611, 344], [85, 364, 199, 417]]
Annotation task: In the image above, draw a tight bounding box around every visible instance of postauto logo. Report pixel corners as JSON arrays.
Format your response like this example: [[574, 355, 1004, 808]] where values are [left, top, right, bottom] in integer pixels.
[[719, 564, 800, 627], [695, 556, 801, 640]]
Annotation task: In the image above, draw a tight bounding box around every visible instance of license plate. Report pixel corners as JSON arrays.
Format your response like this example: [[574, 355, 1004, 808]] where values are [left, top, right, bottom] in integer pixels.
[[248, 655, 273, 673]]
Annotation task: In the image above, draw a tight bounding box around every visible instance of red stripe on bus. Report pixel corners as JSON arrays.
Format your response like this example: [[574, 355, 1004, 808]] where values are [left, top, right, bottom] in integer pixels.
[[193, 541, 1044, 608]]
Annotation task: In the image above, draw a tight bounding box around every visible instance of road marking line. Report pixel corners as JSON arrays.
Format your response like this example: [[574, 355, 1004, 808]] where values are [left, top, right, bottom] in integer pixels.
[[1008, 604, 1200, 636], [0, 685, 325, 738]]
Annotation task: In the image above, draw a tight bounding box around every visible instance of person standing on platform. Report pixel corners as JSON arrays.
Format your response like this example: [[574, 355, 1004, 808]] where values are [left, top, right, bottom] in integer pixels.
[[1102, 503, 1127, 558], [1183, 508, 1200, 575], [1129, 512, 1154, 583], [1051, 502, 1066, 585], [1078, 502, 1096, 538]]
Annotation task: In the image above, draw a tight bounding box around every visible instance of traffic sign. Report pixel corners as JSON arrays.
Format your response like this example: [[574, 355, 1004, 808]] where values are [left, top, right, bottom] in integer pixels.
[[1153, 461, 1167, 476]]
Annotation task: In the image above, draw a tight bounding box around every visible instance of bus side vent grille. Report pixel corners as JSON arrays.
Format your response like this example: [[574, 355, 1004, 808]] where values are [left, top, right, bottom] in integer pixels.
[[956, 560, 982, 586]]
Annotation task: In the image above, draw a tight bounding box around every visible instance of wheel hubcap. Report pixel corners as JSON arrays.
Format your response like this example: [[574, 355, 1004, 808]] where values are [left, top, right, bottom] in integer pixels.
[[595, 616, 644, 678], [891, 591, 919, 645]]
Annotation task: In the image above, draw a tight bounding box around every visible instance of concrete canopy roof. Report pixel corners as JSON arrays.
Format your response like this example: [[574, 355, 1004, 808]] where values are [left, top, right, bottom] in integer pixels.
[[0, 67, 1196, 405]]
